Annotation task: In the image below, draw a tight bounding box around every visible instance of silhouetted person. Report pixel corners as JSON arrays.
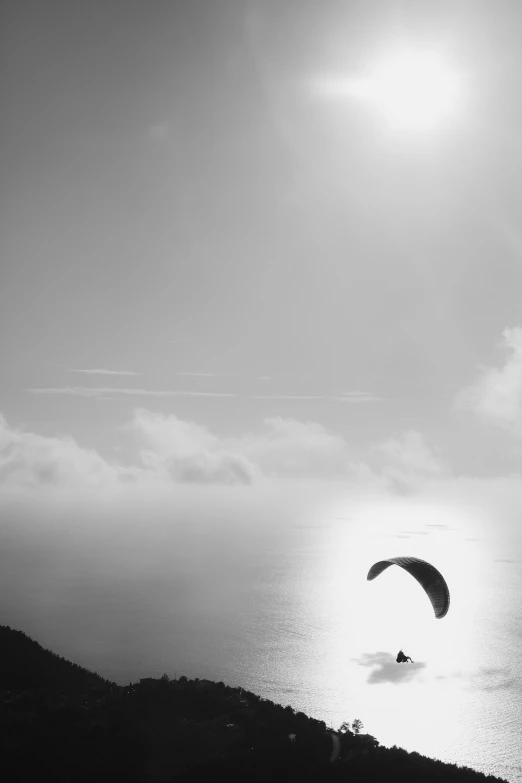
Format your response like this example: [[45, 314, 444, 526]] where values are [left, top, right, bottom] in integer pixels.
[[396, 649, 413, 663]]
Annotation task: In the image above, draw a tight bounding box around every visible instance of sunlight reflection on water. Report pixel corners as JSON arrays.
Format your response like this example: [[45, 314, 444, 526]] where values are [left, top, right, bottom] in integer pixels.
[[217, 502, 522, 782]]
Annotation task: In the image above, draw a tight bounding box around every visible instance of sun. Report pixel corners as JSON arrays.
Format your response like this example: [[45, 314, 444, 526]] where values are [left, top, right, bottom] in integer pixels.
[[317, 48, 461, 131], [359, 50, 460, 130]]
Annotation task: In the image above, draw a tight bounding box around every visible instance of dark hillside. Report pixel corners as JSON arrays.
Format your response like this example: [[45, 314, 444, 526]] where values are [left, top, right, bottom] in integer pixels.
[[0, 625, 109, 691], [0, 627, 508, 782]]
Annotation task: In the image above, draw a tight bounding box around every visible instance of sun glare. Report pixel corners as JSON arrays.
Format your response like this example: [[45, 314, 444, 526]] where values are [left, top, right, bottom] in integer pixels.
[[363, 50, 460, 129], [318, 48, 461, 131]]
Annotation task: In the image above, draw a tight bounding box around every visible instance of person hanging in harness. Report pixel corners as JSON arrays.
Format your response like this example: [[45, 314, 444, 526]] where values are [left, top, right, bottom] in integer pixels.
[[396, 649, 413, 663]]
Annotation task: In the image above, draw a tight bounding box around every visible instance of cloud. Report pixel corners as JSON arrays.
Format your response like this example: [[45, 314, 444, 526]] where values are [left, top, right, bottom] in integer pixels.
[[377, 430, 445, 475], [354, 430, 448, 495], [127, 412, 356, 484], [252, 395, 328, 400], [0, 410, 257, 492], [455, 327, 522, 434], [237, 416, 351, 478], [0, 408, 458, 497], [70, 369, 140, 376], [0, 414, 135, 492], [356, 652, 427, 684], [27, 387, 381, 403], [0, 409, 358, 492], [129, 409, 255, 485], [27, 387, 237, 398]]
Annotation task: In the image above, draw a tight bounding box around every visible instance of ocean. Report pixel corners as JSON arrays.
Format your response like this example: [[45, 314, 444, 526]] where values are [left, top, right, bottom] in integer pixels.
[[1, 483, 521, 782]]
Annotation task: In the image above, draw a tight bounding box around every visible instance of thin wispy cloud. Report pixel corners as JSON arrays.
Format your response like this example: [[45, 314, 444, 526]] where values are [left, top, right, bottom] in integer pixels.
[[70, 368, 140, 376], [176, 372, 271, 380], [27, 387, 237, 398], [27, 387, 381, 402], [339, 391, 381, 401]]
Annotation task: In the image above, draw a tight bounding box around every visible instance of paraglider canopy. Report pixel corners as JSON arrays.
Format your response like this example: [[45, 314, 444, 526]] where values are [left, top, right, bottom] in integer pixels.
[[367, 556, 450, 619]]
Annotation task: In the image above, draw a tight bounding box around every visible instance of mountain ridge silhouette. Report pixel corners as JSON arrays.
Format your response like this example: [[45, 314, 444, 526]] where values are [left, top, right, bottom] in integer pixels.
[[0, 625, 508, 782]]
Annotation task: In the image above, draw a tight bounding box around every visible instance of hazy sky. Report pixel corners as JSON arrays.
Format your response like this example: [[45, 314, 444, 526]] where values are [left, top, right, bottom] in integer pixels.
[[4, 0, 522, 490]]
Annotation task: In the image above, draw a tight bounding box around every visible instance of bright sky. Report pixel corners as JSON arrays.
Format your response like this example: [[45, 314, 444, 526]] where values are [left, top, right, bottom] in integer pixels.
[[3, 0, 522, 505]]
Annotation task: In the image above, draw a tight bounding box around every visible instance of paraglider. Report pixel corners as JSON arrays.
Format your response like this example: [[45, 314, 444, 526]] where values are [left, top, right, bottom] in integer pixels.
[[366, 555, 450, 619], [367, 555, 450, 662]]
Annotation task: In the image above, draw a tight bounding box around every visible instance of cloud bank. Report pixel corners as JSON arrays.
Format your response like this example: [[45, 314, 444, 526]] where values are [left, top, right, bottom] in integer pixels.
[[0, 407, 445, 496]]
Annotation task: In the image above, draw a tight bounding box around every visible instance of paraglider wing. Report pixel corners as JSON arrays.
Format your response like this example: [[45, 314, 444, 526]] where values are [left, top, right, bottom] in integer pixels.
[[366, 556, 450, 619]]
